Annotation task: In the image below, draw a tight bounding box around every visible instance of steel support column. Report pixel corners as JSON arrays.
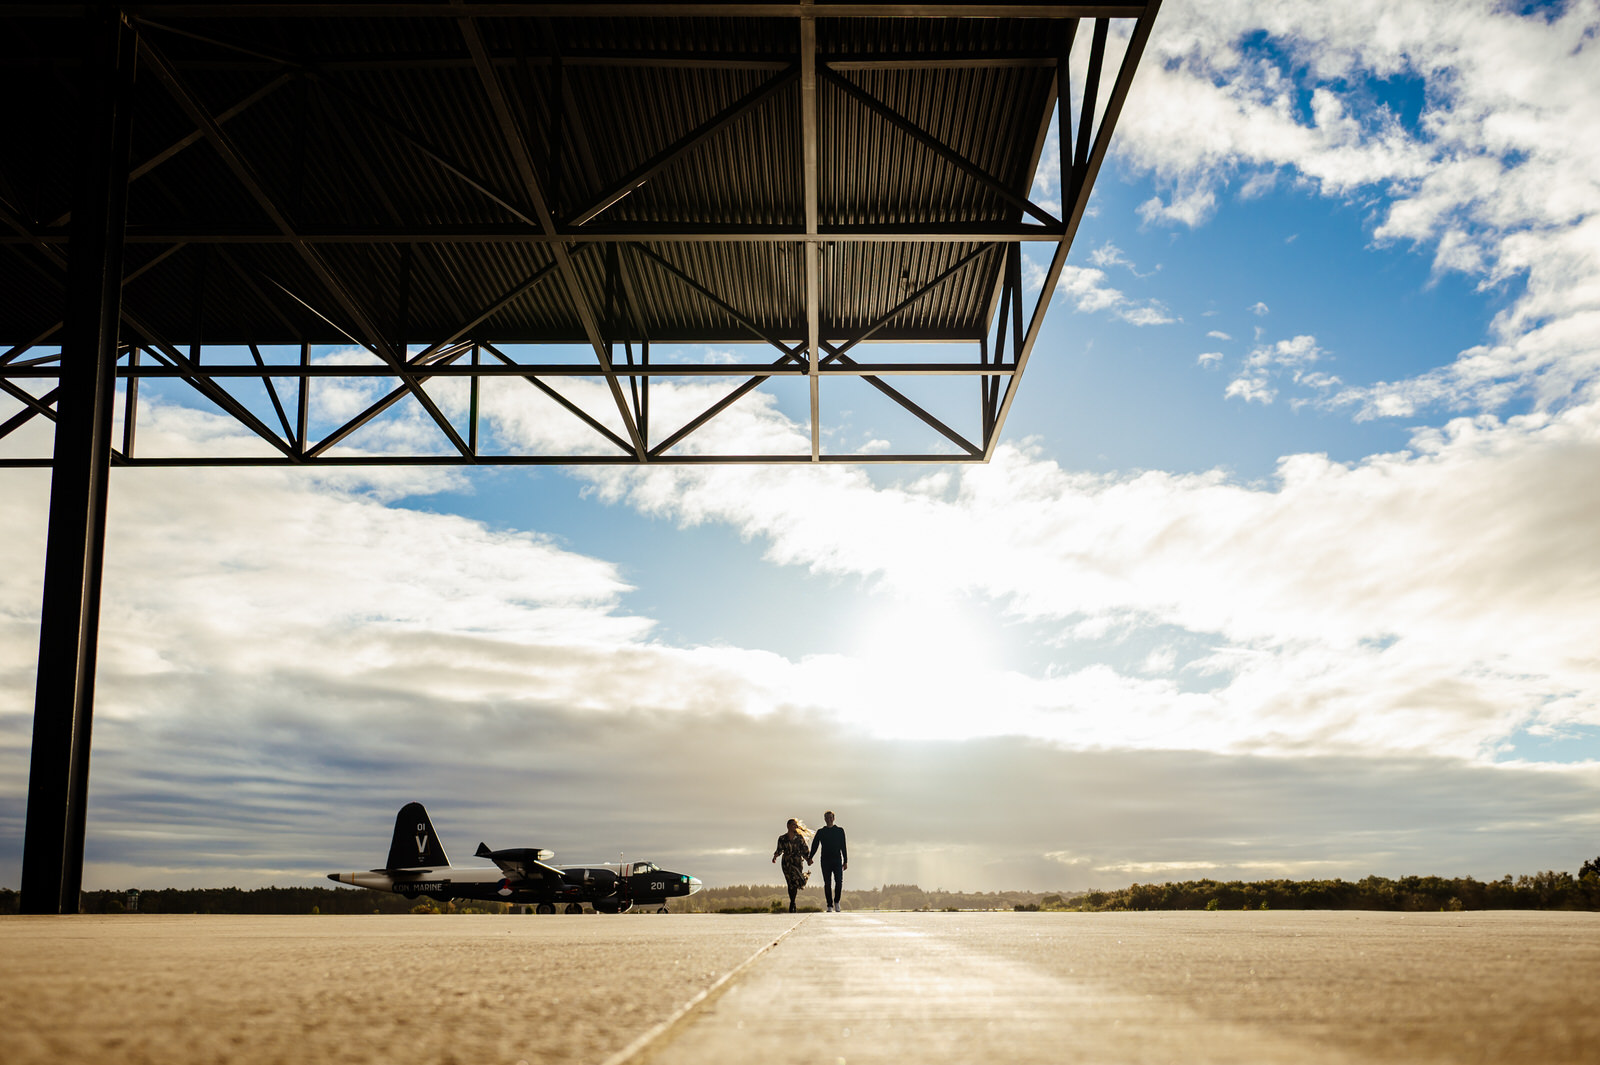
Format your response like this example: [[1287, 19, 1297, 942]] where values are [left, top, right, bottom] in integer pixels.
[[21, 7, 138, 916], [801, 9, 821, 460]]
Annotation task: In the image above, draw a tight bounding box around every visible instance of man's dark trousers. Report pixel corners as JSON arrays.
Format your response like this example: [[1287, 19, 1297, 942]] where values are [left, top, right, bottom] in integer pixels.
[[821, 860, 843, 909]]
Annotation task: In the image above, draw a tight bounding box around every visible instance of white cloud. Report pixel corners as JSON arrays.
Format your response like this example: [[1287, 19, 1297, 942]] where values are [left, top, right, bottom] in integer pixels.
[[1215, 335, 1329, 403], [1224, 375, 1276, 404], [32, 377, 1600, 770], [1198, 351, 1225, 367], [579, 391, 1600, 763], [1112, 0, 1600, 414], [1296, 371, 1342, 390], [1089, 242, 1132, 269], [1088, 242, 1159, 279], [1208, 330, 1234, 341], [1247, 334, 1324, 370], [1046, 264, 1177, 327], [1054, 264, 1125, 314], [1138, 186, 1220, 228], [1251, 301, 1271, 317], [1121, 305, 1178, 327]]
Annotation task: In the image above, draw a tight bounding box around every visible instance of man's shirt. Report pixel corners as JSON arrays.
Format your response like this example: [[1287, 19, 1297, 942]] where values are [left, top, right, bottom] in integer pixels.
[[810, 824, 847, 865]]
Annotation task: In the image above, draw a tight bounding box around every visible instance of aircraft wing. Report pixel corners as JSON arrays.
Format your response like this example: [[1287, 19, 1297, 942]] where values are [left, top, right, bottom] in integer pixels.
[[475, 843, 564, 884]]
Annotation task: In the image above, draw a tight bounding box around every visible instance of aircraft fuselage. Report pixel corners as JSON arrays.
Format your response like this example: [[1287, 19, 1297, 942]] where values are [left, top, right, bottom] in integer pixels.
[[330, 862, 700, 909], [327, 803, 701, 913]]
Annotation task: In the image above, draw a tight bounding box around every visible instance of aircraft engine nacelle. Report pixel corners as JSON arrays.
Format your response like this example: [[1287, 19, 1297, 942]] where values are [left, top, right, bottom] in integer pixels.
[[593, 898, 633, 914]]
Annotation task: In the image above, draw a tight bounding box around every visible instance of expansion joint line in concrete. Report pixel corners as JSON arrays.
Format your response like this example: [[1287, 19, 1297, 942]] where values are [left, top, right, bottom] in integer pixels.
[[598, 916, 811, 1065]]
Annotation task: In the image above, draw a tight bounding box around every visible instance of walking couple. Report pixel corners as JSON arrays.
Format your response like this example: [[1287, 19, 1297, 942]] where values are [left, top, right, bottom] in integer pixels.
[[771, 811, 848, 913]]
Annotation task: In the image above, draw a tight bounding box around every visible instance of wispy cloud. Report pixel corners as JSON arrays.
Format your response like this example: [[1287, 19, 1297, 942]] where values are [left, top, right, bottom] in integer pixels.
[[1031, 262, 1177, 327]]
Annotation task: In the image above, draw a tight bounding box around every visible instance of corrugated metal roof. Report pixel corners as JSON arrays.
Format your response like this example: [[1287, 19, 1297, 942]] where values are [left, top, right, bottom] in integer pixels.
[[0, 5, 1138, 347]]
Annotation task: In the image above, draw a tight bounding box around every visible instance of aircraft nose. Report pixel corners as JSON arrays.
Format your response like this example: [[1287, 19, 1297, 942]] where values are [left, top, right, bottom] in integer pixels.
[[687, 876, 702, 895]]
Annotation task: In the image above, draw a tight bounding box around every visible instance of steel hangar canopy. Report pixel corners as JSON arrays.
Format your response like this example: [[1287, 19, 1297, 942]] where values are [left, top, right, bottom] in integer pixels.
[[3, 1, 1161, 465], [0, 1, 1162, 913]]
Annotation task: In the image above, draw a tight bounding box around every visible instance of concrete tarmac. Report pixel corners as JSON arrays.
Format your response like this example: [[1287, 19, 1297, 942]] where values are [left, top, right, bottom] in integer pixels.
[[3, 910, 1596, 1064]]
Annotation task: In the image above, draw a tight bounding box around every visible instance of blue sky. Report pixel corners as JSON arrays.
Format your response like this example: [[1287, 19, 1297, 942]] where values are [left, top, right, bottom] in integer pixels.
[[3, 0, 1600, 893]]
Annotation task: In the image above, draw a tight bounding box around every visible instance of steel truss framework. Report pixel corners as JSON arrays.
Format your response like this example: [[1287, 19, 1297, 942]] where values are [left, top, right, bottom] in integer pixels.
[[0, 1, 1160, 912], [2, 1, 1160, 465]]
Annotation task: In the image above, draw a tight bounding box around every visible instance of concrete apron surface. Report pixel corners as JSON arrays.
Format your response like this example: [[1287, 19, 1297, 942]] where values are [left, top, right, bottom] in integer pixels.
[[643, 912, 1337, 1065], [4, 910, 1598, 1065]]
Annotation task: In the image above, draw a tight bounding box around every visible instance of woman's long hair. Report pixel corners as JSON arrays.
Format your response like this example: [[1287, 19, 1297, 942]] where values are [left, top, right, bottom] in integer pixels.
[[787, 817, 812, 839]]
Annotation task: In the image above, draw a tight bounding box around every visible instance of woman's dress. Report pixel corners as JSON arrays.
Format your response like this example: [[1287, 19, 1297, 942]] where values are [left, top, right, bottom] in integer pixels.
[[775, 832, 809, 891]]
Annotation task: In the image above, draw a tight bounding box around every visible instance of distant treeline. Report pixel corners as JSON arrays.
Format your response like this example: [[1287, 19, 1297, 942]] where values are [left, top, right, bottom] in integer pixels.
[[0, 883, 1064, 915], [0, 886, 513, 916], [1074, 870, 1600, 912], [2, 865, 1596, 915]]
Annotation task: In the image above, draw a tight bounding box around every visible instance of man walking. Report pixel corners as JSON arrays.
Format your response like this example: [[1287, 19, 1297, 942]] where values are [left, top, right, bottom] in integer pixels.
[[810, 810, 848, 912]]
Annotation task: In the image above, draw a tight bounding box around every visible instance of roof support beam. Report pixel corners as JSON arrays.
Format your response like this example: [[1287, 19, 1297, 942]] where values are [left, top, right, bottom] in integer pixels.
[[627, 244, 801, 359], [0, 175, 299, 459], [815, 244, 993, 457], [46, 72, 294, 230], [624, 241, 811, 457], [643, 240, 990, 458], [480, 341, 635, 455], [0, 386, 58, 439], [412, 259, 561, 362], [95, 5, 1150, 17], [248, 343, 296, 444], [136, 34, 473, 458], [0, 453, 989, 469], [2, 360, 1024, 381], [0, 379, 58, 423], [825, 348, 981, 456], [568, 64, 800, 226], [13, 223, 1070, 245], [802, 10, 821, 461], [456, 4, 647, 460], [121, 348, 139, 456], [302, 344, 472, 459], [2, 325, 61, 366], [820, 64, 1061, 228], [986, 7, 1158, 460], [124, 321, 299, 457], [317, 81, 538, 229], [532, 32, 659, 403], [823, 243, 992, 363]]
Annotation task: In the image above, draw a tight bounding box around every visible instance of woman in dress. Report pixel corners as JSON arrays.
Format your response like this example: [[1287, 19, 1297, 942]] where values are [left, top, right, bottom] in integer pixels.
[[771, 817, 813, 913]]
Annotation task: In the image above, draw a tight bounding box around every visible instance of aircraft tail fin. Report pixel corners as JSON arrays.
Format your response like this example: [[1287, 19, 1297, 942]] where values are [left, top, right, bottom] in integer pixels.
[[475, 841, 493, 859], [386, 802, 450, 870]]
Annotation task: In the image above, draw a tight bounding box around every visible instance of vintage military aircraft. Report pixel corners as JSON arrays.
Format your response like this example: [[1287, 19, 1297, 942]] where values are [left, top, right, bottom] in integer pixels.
[[328, 802, 702, 913]]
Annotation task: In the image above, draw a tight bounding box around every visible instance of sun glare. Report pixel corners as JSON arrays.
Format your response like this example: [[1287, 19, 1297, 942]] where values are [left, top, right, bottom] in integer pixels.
[[848, 596, 1008, 741]]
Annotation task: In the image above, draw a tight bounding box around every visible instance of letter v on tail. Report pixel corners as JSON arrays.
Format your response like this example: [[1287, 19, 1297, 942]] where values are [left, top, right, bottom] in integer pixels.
[[386, 801, 449, 870]]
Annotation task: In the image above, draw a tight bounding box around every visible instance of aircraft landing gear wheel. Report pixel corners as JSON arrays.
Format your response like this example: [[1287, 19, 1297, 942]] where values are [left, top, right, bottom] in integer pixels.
[[657, 907, 668, 914], [565, 903, 584, 915], [535, 903, 555, 915]]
